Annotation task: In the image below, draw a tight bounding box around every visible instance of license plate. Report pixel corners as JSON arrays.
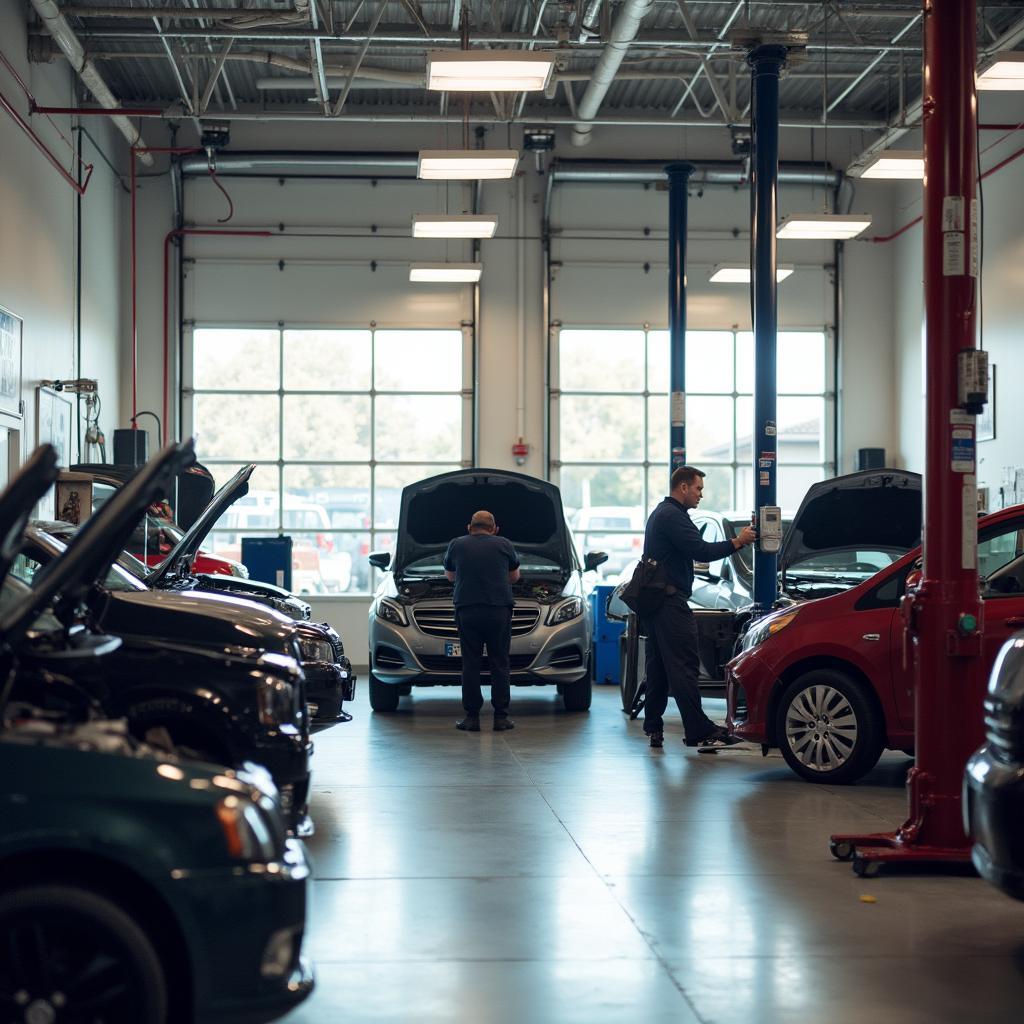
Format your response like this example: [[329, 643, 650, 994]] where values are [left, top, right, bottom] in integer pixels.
[[445, 642, 461, 657]]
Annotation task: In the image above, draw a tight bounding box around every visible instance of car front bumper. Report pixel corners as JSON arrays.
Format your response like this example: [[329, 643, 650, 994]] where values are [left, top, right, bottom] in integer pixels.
[[964, 744, 1024, 901], [302, 657, 354, 731], [239, 723, 313, 833], [725, 646, 779, 743], [370, 603, 591, 687], [187, 838, 315, 1024]]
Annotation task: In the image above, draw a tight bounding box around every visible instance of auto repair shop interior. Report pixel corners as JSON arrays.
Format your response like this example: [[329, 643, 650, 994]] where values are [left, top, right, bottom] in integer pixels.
[[3, 1, 1024, 1022]]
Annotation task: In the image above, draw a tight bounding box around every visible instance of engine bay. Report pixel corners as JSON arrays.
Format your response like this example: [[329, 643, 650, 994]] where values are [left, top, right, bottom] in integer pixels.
[[396, 572, 568, 605]]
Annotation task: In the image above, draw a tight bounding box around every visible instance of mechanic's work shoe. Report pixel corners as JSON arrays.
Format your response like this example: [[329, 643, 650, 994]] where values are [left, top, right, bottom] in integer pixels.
[[493, 715, 515, 732], [696, 727, 745, 753], [648, 732, 664, 749], [456, 714, 481, 732]]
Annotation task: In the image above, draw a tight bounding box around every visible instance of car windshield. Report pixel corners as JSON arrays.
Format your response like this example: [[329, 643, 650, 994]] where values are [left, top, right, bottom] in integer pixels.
[[786, 548, 903, 577]]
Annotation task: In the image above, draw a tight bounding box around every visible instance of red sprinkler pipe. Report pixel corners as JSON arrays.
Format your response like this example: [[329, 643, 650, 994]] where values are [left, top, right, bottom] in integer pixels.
[[162, 228, 272, 444], [831, 0, 985, 874]]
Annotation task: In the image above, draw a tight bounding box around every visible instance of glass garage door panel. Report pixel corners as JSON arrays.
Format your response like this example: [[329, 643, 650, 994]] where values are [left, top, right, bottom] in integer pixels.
[[374, 330, 462, 392], [646, 330, 734, 394], [560, 330, 645, 392], [374, 396, 461, 462], [560, 395, 645, 462], [193, 329, 280, 390], [283, 396, 372, 461], [283, 330, 372, 391], [193, 394, 279, 461]]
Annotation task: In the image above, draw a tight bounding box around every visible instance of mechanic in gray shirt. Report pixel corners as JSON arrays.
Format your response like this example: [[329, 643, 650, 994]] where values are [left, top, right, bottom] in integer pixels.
[[444, 510, 520, 732], [642, 466, 755, 751]]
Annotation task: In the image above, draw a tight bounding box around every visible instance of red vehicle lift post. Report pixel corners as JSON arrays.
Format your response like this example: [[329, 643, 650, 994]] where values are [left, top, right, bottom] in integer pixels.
[[830, 0, 987, 876]]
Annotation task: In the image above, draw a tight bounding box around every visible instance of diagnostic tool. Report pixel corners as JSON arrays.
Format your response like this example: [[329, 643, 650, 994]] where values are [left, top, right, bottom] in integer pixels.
[[758, 506, 783, 553]]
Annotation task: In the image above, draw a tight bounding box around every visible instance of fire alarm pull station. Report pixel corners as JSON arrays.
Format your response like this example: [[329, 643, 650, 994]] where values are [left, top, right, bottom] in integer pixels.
[[758, 506, 783, 554]]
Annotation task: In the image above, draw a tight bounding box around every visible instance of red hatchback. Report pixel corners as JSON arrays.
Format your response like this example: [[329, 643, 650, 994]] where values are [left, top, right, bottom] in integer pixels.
[[727, 504, 1024, 784]]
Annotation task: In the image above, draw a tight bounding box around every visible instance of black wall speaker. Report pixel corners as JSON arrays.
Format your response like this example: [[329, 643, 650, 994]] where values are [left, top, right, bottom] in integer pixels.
[[856, 447, 886, 470], [112, 427, 149, 467]]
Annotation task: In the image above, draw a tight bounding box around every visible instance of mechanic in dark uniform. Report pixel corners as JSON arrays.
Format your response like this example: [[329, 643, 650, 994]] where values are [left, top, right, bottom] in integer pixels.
[[444, 510, 521, 732], [643, 466, 756, 750]]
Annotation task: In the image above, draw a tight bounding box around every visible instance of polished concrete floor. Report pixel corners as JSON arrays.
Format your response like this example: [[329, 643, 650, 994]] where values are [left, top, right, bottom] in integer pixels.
[[283, 686, 1024, 1024]]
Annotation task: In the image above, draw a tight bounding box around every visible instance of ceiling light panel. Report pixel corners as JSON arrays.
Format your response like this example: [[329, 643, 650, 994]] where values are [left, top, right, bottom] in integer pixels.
[[427, 51, 555, 92], [709, 265, 794, 283], [409, 263, 483, 283], [412, 214, 498, 239], [859, 151, 925, 179], [977, 52, 1024, 90], [417, 150, 519, 180], [776, 214, 873, 240]]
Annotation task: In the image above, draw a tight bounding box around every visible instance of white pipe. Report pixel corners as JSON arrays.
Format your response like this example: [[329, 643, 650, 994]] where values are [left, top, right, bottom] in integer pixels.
[[571, 0, 656, 147], [28, 0, 153, 164]]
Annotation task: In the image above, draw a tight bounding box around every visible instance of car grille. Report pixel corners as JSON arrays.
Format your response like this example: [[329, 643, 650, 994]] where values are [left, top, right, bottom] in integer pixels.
[[418, 654, 536, 673], [413, 605, 540, 638]]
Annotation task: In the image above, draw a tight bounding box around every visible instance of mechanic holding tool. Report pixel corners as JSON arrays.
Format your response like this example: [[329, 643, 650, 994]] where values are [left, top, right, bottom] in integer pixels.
[[444, 510, 520, 733], [642, 466, 756, 751]]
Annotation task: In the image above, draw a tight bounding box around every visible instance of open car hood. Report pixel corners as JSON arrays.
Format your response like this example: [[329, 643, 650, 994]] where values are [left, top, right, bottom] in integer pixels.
[[392, 469, 573, 577], [0, 446, 60, 587], [146, 464, 253, 586], [779, 469, 922, 573], [0, 442, 196, 642]]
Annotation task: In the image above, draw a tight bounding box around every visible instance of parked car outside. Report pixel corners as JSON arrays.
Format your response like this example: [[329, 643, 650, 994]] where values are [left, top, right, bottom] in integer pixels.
[[11, 445, 315, 832], [570, 505, 644, 579], [367, 469, 607, 713], [965, 630, 1024, 901], [728, 502, 1024, 784]]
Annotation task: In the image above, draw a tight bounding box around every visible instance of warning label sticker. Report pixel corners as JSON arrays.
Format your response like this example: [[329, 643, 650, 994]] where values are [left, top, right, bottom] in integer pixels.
[[943, 232, 965, 276], [942, 196, 965, 231], [969, 198, 979, 278], [963, 475, 978, 570], [952, 426, 975, 472], [671, 391, 686, 427]]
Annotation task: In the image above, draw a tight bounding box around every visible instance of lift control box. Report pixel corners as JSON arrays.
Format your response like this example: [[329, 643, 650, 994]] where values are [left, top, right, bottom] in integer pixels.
[[758, 506, 783, 554]]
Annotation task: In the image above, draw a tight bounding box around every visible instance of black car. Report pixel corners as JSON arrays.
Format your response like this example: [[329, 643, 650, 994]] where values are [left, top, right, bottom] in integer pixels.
[[13, 446, 315, 834], [0, 447, 313, 1024], [965, 630, 1024, 900], [53, 463, 356, 731]]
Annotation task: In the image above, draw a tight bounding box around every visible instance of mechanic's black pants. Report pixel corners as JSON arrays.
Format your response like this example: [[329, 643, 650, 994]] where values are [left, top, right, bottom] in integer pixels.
[[455, 604, 513, 714], [643, 595, 716, 743]]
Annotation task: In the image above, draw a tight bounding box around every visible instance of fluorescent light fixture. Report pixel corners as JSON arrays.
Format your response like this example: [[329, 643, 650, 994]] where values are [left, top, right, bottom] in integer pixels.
[[409, 263, 483, 283], [709, 264, 794, 284], [418, 149, 519, 180], [412, 214, 498, 239], [776, 214, 872, 240], [859, 151, 924, 179], [977, 51, 1024, 91], [427, 50, 555, 92]]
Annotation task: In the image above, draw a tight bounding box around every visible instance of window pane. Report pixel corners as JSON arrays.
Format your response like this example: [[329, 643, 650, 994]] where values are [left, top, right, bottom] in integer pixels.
[[646, 465, 732, 512], [373, 464, 460, 528], [375, 396, 461, 461], [283, 395, 372, 461], [284, 329, 371, 391], [560, 330, 644, 392], [779, 332, 826, 393], [647, 395, 667, 463], [736, 333, 753, 394], [375, 330, 462, 391], [647, 467, 669, 514], [685, 396, 734, 463], [646, 331, 734, 394], [779, 397, 825, 463], [289, 532, 352, 595], [283, 466, 370, 525], [371, 531, 397, 589], [778, 466, 826, 512], [195, 394, 279, 460], [560, 395, 644, 461], [560, 465, 643, 519], [193, 329, 279, 390], [736, 396, 753, 463], [203, 463, 279, 530]]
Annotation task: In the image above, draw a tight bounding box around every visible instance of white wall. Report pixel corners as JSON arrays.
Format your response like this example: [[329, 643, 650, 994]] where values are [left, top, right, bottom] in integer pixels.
[[0, 4, 125, 471], [891, 94, 1024, 505], [130, 121, 898, 661]]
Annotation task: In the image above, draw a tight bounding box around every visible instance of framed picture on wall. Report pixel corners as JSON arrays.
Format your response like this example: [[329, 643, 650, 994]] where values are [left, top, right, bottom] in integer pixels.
[[36, 386, 74, 467], [978, 364, 995, 442], [0, 306, 22, 419]]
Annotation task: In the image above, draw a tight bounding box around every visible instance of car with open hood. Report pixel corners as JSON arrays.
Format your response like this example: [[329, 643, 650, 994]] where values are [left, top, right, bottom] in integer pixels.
[[366, 468, 607, 713], [49, 463, 356, 731], [11, 444, 314, 833], [728, 498, 1024, 784]]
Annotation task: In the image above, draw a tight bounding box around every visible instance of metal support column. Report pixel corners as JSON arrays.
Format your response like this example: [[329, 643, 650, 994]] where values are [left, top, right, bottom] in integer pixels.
[[747, 45, 787, 615], [666, 161, 694, 485], [830, 0, 984, 874]]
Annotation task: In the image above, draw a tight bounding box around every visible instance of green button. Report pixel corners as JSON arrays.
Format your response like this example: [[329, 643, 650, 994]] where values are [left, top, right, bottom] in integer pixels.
[[959, 613, 978, 634]]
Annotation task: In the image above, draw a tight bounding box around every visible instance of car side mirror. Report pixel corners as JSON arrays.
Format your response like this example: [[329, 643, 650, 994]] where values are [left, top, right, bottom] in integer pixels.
[[584, 551, 608, 572], [368, 551, 391, 570]]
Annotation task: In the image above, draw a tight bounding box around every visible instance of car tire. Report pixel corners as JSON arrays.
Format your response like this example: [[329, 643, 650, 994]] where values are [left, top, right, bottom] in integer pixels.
[[562, 673, 592, 712], [0, 884, 169, 1024], [775, 670, 884, 785], [369, 673, 401, 712]]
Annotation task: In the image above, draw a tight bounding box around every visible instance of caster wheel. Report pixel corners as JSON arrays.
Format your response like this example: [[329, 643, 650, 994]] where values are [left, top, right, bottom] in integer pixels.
[[830, 840, 855, 862], [852, 855, 881, 878]]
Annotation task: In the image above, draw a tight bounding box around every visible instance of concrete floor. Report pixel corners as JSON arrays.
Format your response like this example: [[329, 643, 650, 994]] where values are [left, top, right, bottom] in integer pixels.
[[283, 686, 1024, 1024]]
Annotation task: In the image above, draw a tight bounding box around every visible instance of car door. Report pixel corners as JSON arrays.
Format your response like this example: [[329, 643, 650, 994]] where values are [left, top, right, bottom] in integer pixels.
[[978, 516, 1024, 666]]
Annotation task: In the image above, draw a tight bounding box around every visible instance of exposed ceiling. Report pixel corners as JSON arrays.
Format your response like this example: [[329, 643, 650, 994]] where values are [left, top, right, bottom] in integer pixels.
[[24, 2, 1024, 139]]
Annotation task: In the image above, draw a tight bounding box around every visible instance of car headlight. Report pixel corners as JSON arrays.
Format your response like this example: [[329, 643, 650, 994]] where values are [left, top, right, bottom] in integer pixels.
[[376, 597, 408, 627], [547, 597, 583, 626], [741, 610, 799, 652], [255, 675, 297, 726], [298, 637, 334, 663], [215, 795, 278, 861], [231, 562, 250, 580]]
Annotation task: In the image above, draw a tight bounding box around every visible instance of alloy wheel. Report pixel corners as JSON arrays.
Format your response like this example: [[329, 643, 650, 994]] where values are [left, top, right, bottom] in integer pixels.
[[783, 684, 859, 773]]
